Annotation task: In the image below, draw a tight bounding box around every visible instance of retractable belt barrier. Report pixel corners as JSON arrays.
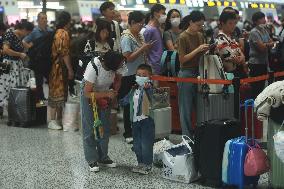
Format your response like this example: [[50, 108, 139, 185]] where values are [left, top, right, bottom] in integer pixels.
[[151, 71, 284, 120], [151, 71, 284, 85]]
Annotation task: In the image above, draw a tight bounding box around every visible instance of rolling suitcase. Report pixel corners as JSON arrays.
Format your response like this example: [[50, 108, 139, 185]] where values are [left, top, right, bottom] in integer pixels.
[[150, 107, 172, 139], [197, 93, 234, 127], [8, 87, 36, 127], [240, 84, 263, 139], [223, 99, 259, 189], [267, 106, 284, 188], [194, 119, 241, 187]]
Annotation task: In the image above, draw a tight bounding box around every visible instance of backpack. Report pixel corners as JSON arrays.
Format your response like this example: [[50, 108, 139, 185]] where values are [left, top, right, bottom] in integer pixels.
[[269, 28, 284, 72], [75, 33, 97, 81], [160, 50, 180, 77], [27, 31, 56, 80]]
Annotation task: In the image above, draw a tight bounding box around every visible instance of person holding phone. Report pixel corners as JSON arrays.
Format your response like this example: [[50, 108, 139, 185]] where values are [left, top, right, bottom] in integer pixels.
[[119, 11, 153, 143], [143, 4, 166, 74], [177, 11, 209, 138], [214, 11, 247, 78]]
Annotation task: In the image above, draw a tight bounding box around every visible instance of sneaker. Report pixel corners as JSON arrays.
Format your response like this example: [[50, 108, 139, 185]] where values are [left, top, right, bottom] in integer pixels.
[[132, 163, 144, 173], [89, 162, 99, 172], [99, 159, 117, 168], [125, 137, 133, 144], [137, 165, 152, 175], [48, 120, 62, 130]]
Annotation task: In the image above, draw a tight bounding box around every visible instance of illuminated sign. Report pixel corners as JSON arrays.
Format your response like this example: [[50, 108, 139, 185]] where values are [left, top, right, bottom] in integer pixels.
[[0, 6, 4, 13], [206, 1, 237, 7], [143, 0, 185, 4], [248, 3, 275, 9]]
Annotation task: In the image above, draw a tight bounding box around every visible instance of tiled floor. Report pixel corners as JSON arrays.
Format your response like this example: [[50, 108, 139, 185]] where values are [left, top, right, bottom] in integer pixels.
[[0, 115, 268, 189]]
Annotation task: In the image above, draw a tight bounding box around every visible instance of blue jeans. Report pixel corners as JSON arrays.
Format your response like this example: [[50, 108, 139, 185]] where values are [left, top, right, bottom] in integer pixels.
[[132, 118, 155, 166], [178, 69, 198, 137], [80, 82, 111, 164]]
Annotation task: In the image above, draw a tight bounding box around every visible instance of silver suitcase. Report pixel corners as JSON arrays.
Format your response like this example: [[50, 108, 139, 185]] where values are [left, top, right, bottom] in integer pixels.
[[150, 107, 172, 139], [197, 93, 234, 127]]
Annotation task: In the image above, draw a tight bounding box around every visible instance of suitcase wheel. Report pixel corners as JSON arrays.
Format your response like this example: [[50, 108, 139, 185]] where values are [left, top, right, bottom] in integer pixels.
[[7, 120, 12, 126], [7, 121, 28, 127]]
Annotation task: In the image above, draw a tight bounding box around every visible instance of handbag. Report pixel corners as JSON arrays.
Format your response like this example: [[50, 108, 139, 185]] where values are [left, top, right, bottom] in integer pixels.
[[162, 135, 199, 183], [91, 93, 104, 140], [244, 142, 270, 176], [153, 138, 173, 166], [151, 87, 170, 109]]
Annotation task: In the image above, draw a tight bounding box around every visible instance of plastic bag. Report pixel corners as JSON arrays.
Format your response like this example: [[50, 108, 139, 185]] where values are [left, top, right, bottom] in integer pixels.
[[153, 139, 173, 166], [273, 121, 284, 163]]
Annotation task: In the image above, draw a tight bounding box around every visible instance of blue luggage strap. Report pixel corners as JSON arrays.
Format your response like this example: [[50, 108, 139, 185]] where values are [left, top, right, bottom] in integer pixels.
[[170, 51, 177, 76], [160, 50, 178, 76], [160, 51, 168, 73]]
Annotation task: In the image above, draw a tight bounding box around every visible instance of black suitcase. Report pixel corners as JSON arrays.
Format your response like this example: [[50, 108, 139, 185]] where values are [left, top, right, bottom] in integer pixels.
[[8, 87, 36, 127], [194, 119, 241, 187]]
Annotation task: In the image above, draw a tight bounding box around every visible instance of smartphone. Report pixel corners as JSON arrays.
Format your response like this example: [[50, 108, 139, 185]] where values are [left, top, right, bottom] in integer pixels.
[[209, 42, 217, 50]]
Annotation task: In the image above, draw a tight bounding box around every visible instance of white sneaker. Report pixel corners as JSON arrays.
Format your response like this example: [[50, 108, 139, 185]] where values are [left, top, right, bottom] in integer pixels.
[[48, 120, 62, 130], [89, 162, 99, 172], [125, 137, 133, 144]]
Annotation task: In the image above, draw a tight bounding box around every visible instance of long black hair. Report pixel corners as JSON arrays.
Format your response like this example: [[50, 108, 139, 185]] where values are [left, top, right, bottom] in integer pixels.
[[56, 11, 71, 29], [95, 18, 111, 43], [180, 11, 205, 31], [165, 9, 181, 31]]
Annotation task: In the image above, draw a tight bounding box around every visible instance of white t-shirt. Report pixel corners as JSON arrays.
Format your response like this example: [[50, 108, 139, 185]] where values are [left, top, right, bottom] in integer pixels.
[[83, 57, 127, 91], [133, 89, 148, 122]]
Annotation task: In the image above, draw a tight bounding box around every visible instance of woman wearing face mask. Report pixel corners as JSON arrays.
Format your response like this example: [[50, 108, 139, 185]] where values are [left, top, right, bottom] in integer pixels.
[[143, 3, 166, 74], [119, 11, 153, 143], [164, 9, 182, 50], [81, 51, 127, 172]]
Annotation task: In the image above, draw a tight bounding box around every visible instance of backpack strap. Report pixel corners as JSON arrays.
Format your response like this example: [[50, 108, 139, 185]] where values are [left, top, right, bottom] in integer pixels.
[[160, 51, 168, 70], [91, 58, 99, 76], [170, 51, 177, 76]]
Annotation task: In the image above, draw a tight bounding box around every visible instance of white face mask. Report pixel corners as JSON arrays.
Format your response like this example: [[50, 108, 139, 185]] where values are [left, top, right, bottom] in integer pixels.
[[170, 18, 181, 27], [158, 15, 167, 24]]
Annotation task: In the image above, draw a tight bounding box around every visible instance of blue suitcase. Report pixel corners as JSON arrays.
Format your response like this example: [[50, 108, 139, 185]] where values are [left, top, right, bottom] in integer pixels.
[[223, 99, 259, 189]]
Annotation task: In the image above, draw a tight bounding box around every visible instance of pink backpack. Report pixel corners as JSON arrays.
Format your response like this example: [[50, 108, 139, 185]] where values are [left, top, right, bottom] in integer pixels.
[[244, 143, 270, 176]]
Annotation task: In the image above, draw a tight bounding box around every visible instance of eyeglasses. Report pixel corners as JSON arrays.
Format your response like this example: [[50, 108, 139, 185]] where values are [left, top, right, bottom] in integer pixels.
[[137, 23, 144, 26]]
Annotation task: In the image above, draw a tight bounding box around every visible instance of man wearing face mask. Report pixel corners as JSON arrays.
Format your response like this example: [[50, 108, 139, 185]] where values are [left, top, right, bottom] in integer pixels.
[[163, 9, 182, 51], [249, 11, 275, 99], [143, 4, 166, 74]]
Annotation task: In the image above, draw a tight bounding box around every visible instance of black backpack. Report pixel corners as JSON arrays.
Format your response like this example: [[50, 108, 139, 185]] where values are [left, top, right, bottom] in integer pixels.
[[269, 29, 284, 72], [27, 31, 56, 80], [75, 33, 97, 81]]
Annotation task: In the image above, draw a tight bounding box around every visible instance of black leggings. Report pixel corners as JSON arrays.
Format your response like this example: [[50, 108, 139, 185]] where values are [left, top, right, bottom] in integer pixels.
[[118, 75, 136, 138]]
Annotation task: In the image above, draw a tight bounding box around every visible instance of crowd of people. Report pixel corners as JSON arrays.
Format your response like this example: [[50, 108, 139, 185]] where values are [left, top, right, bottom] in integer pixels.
[[0, 1, 283, 175]]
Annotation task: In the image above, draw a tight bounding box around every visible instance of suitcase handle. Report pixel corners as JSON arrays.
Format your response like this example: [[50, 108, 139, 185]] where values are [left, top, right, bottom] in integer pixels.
[[244, 99, 255, 143], [244, 99, 254, 109], [182, 135, 194, 153]]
